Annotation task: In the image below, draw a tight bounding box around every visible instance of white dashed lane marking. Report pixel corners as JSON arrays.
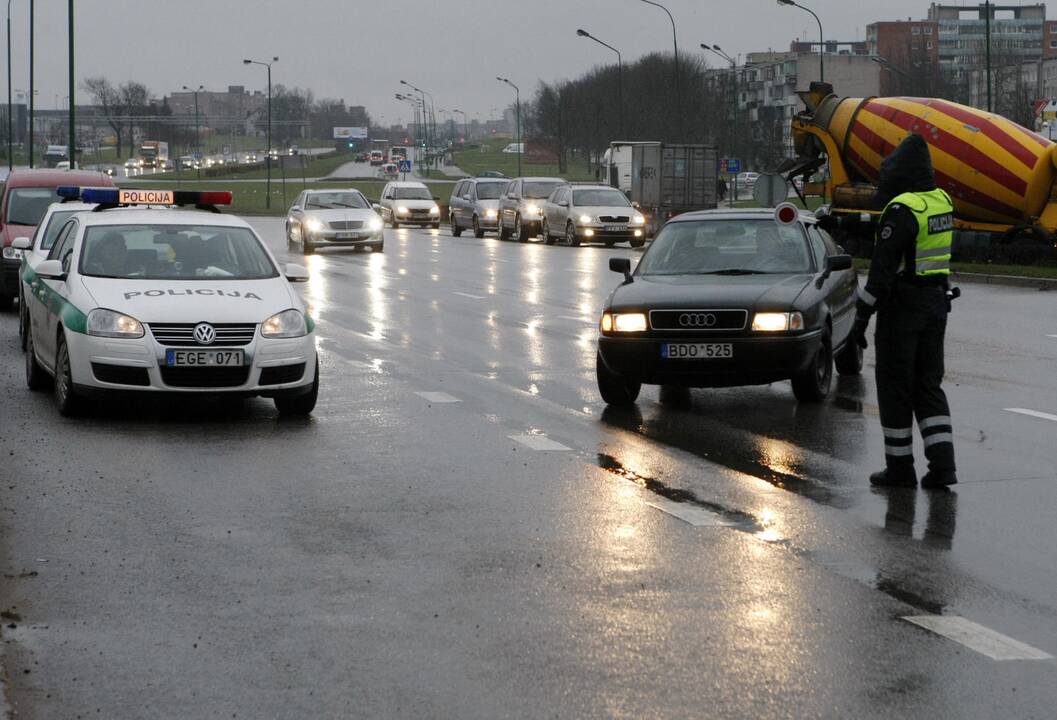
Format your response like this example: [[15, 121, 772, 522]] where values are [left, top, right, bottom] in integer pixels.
[[1004, 407, 1057, 423], [415, 391, 460, 403], [453, 291, 486, 300], [903, 616, 1054, 661], [647, 499, 733, 527], [508, 434, 571, 451]]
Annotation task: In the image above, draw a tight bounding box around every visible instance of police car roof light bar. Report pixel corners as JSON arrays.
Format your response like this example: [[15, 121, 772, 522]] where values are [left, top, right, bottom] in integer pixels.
[[58, 187, 233, 210]]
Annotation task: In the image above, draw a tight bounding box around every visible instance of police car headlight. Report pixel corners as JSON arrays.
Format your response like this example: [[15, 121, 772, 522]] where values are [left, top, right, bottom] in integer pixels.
[[87, 308, 144, 338], [429, 205, 440, 215], [752, 312, 803, 332], [368, 216, 383, 232], [2, 247, 23, 260], [303, 217, 325, 234], [261, 309, 308, 338]]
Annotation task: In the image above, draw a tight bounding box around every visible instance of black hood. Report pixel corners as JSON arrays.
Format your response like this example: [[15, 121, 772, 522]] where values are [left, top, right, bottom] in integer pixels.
[[875, 133, 936, 208]]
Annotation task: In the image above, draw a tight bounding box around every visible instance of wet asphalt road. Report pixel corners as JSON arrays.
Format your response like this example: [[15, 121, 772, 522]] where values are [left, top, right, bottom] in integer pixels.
[[1, 220, 1056, 718]]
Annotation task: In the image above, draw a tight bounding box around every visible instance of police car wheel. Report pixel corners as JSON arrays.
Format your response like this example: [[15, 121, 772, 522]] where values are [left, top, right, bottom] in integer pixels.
[[274, 359, 318, 417], [834, 340, 864, 376], [473, 216, 484, 239], [596, 351, 640, 406], [791, 329, 832, 402], [25, 329, 49, 392], [54, 333, 83, 416], [451, 214, 462, 236]]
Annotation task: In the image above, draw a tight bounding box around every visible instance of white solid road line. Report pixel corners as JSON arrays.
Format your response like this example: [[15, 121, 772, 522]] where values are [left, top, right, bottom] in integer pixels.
[[414, 391, 460, 403], [903, 616, 1054, 661], [453, 291, 485, 300], [1004, 407, 1057, 423], [508, 434, 572, 451], [647, 499, 732, 527]]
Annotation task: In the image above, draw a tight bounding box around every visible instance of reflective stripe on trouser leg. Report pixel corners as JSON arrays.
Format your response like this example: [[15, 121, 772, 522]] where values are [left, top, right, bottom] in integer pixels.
[[883, 426, 914, 464], [914, 312, 955, 472], [875, 310, 918, 469], [918, 415, 955, 472]]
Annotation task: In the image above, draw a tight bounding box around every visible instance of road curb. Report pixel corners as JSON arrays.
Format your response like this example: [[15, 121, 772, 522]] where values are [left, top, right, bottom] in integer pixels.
[[950, 271, 1057, 290]]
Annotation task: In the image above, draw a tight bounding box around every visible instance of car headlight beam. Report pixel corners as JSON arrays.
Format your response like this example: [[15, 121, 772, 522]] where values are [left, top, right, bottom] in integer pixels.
[[368, 216, 384, 231], [602, 312, 647, 333], [632, 214, 646, 225], [303, 217, 325, 233], [261, 309, 309, 339], [86, 308, 144, 338], [578, 214, 593, 224], [429, 205, 440, 215], [396, 206, 409, 215], [751, 311, 804, 332]]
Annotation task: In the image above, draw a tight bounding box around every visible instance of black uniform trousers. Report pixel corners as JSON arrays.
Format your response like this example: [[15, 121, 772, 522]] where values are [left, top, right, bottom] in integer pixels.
[[873, 280, 956, 473]]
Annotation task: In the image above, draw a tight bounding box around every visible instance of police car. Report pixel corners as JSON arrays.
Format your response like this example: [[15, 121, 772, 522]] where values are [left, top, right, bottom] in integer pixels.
[[22, 187, 319, 416]]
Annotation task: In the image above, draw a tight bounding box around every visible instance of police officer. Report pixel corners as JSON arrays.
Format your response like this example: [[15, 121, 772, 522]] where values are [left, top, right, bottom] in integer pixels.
[[852, 133, 957, 489]]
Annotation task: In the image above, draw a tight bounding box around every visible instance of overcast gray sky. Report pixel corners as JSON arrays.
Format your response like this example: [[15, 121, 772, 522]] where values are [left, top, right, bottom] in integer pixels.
[[9, 0, 951, 124]]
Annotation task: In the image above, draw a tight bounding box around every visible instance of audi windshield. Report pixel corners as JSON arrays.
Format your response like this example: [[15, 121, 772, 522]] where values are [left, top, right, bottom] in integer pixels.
[[78, 225, 278, 280], [637, 219, 813, 276]]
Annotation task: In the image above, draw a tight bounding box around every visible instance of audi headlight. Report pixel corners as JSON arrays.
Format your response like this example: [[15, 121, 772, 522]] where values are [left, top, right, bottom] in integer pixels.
[[86, 308, 144, 338], [396, 206, 409, 215], [368, 216, 383, 231], [303, 217, 325, 233], [578, 214, 593, 225], [2, 247, 23, 260], [429, 205, 440, 215], [632, 214, 646, 225], [485, 208, 498, 218], [261, 309, 308, 338], [752, 311, 804, 332], [601, 312, 647, 333]]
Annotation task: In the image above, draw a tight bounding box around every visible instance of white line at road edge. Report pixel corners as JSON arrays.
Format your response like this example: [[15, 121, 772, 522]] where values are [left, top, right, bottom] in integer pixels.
[[1004, 408, 1057, 423], [509, 434, 571, 451], [903, 616, 1054, 660], [415, 391, 460, 403], [647, 499, 732, 527], [453, 291, 485, 300]]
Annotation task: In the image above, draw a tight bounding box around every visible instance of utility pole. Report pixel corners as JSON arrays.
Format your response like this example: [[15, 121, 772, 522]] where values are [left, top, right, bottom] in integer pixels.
[[244, 57, 278, 209], [28, 0, 33, 167], [985, 0, 992, 113], [67, 0, 74, 168]]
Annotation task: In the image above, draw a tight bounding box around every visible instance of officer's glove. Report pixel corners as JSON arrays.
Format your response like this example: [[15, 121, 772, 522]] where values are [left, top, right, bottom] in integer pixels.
[[852, 312, 870, 350]]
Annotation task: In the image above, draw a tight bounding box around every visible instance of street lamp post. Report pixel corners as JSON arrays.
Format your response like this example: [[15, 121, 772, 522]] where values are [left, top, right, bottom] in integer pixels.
[[702, 43, 738, 183], [577, 28, 623, 138], [496, 77, 521, 177], [7, 0, 13, 170], [638, 0, 680, 137], [243, 57, 278, 209], [452, 108, 468, 144], [401, 80, 436, 173], [67, 0, 73, 168], [985, 0, 992, 113], [777, 0, 823, 83], [182, 85, 203, 180]]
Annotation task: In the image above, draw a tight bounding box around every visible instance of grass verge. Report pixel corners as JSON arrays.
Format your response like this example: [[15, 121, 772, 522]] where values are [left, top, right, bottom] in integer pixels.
[[453, 139, 597, 181], [144, 151, 352, 181]]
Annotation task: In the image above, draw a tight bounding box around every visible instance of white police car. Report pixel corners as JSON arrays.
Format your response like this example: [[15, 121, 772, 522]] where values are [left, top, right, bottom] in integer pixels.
[[22, 187, 319, 416]]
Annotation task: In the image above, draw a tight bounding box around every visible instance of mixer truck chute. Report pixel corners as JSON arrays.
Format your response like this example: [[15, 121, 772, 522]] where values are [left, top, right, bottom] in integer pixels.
[[782, 82, 1057, 249]]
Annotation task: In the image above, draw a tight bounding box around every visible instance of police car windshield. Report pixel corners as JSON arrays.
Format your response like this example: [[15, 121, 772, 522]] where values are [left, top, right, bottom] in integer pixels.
[[475, 183, 505, 200], [40, 210, 80, 250], [305, 192, 367, 210], [79, 225, 278, 280], [393, 187, 432, 200], [7, 187, 60, 226], [637, 220, 812, 275]]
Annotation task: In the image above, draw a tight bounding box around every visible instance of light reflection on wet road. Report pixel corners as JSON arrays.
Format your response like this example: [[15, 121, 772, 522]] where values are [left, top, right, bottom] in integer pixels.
[[0, 219, 1055, 717]]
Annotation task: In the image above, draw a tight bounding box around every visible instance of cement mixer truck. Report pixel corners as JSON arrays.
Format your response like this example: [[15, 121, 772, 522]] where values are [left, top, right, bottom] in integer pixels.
[[780, 82, 1057, 253]]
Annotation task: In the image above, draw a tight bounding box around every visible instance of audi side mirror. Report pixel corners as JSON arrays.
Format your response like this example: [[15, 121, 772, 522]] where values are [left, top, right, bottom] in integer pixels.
[[285, 263, 309, 283], [12, 236, 31, 250], [35, 259, 66, 280], [609, 257, 633, 283]]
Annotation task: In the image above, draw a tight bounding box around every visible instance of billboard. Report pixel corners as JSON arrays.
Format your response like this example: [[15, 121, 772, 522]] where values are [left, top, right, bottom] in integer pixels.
[[333, 126, 368, 140]]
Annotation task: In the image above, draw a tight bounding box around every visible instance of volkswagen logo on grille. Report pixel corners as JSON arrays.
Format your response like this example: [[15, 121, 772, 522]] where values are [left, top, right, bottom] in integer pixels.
[[678, 313, 718, 328], [193, 323, 217, 345]]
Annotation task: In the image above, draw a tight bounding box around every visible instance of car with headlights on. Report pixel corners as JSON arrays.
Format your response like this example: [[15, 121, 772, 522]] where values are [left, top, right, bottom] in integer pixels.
[[22, 187, 318, 417], [449, 177, 507, 238], [542, 184, 646, 248], [286, 188, 383, 254], [497, 177, 566, 242], [596, 204, 861, 406], [377, 181, 440, 229]]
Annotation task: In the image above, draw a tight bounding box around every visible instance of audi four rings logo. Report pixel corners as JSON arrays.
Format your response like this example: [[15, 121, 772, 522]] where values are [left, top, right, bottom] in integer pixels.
[[678, 313, 718, 328], [193, 323, 217, 345]]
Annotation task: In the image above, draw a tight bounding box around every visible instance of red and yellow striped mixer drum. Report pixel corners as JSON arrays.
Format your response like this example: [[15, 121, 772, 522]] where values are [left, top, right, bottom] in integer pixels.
[[819, 96, 1054, 225]]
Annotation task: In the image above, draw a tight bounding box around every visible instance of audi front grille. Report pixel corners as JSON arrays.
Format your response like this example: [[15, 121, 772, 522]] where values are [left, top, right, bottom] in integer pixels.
[[648, 309, 748, 332], [148, 323, 257, 347]]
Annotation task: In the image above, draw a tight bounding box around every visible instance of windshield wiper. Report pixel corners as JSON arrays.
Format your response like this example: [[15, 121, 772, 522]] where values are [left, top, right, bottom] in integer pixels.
[[702, 268, 769, 275]]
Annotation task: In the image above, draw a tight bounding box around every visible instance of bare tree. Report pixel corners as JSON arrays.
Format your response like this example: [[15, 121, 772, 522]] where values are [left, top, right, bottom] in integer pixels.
[[83, 76, 123, 156], [120, 81, 151, 150]]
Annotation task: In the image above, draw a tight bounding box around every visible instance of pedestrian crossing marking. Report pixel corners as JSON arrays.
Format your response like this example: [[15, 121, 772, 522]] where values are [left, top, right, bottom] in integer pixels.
[[1004, 408, 1057, 423], [508, 434, 571, 451], [903, 616, 1054, 661]]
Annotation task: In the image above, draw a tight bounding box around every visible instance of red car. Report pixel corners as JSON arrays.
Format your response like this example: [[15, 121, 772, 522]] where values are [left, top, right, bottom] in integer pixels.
[[0, 169, 114, 310]]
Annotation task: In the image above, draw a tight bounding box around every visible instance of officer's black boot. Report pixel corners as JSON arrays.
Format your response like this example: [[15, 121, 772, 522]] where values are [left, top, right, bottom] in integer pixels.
[[870, 466, 917, 488], [921, 469, 957, 489]]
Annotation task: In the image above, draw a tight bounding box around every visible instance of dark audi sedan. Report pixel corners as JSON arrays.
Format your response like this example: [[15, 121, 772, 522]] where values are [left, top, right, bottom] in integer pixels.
[[596, 206, 862, 405]]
